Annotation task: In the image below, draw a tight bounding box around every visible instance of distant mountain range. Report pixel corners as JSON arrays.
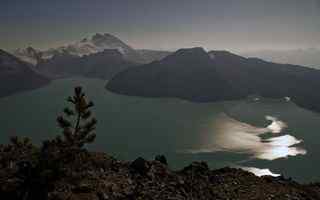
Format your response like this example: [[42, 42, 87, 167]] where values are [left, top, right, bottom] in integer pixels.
[[13, 33, 171, 66], [0, 49, 50, 97], [12, 33, 171, 79], [242, 48, 320, 69], [0, 33, 173, 97], [13, 47, 43, 66], [5, 33, 320, 113], [37, 49, 136, 80], [107, 47, 320, 113]]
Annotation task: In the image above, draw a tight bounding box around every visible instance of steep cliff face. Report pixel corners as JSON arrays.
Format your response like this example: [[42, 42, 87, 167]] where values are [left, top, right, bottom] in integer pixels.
[[0, 49, 50, 98]]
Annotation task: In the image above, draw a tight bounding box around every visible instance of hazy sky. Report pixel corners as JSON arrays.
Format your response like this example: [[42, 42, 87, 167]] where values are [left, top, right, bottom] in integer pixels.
[[1, 0, 319, 52]]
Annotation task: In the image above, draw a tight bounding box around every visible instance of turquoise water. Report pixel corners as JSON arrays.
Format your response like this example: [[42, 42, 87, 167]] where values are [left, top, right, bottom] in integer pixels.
[[0, 78, 319, 182]]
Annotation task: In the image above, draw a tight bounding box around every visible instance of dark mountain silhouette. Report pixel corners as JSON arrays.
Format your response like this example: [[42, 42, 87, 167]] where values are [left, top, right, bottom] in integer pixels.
[[0, 49, 50, 97], [242, 48, 320, 69], [37, 52, 83, 78], [37, 49, 136, 79], [107, 47, 240, 101], [81, 49, 137, 79], [209, 50, 320, 111], [137, 49, 172, 63], [107, 47, 320, 112]]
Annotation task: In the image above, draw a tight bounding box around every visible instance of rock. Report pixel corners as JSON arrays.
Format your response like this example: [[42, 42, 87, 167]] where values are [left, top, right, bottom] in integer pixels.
[[1, 151, 320, 200], [72, 183, 93, 193], [97, 191, 109, 200], [1, 177, 23, 192], [130, 157, 149, 174], [155, 155, 168, 165], [48, 191, 71, 200], [182, 161, 209, 175], [70, 193, 99, 200]]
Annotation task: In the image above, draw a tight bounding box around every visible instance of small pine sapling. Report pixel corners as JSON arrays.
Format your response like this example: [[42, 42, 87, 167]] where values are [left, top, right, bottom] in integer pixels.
[[56, 86, 97, 149]]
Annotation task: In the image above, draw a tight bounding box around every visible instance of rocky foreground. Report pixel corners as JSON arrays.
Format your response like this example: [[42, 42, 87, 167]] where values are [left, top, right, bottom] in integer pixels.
[[1, 151, 320, 200]]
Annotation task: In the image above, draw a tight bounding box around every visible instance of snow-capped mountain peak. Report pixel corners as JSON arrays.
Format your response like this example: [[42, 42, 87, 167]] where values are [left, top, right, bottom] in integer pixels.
[[13, 47, 42, 65], [13, 33, 144, 65]]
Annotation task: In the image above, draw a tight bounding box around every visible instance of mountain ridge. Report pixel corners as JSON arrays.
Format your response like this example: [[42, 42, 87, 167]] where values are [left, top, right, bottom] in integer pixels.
[[37, 49, 136, 79], [242, 48, 320, 69], [0, 49, 50, 97], [13, 33, 172, 66], [106, 47, 320, 113]]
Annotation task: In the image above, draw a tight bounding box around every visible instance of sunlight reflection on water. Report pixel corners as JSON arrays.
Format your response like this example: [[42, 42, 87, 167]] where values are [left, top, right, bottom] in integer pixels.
[[186, 113, 307, 177], [241, 167, 281, 177], [205, 113, 306, 160]]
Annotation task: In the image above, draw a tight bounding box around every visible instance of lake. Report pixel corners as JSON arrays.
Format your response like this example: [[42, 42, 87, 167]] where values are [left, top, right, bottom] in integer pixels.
[[0, 78, 319, 183]]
